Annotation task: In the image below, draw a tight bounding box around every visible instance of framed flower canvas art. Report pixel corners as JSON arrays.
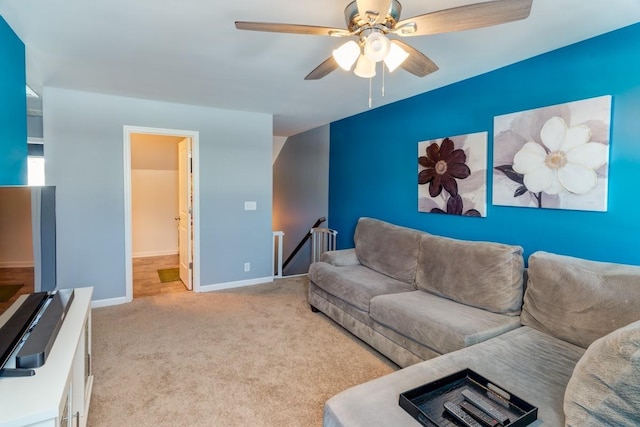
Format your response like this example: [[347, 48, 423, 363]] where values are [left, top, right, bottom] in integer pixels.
[[418, 132, 487, 217], [493, 95, 611, 211]]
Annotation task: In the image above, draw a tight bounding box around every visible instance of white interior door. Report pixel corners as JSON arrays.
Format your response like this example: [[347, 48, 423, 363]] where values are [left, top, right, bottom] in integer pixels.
[[178, 138, 192, 290]]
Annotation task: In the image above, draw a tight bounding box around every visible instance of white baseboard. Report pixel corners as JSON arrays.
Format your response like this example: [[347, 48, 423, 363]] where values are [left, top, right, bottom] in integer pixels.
[[90, 276, 276, 306], [197, 276, 274, 293], [132, 250, 178, 258], [91, 296, 128, 308], [0, 261, 35, 268]]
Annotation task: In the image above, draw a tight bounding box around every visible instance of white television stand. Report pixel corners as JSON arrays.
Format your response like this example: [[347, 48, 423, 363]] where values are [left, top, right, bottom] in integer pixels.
[[0, 287, 93, 427]]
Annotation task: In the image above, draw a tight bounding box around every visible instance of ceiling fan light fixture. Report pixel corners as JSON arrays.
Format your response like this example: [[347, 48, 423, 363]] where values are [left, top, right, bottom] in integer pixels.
[[384, 42, 409, 72], [364, 32, 390, 62], [332, 40, 361, 71], [354, 54, 376, 78]]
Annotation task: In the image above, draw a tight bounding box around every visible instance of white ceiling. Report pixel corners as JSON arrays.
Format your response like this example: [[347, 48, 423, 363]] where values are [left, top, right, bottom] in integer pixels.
[[2, 0, 639, 136]]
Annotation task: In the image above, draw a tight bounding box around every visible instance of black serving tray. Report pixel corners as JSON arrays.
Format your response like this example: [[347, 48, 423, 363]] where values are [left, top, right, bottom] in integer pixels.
[[399, 368, 537, 427]]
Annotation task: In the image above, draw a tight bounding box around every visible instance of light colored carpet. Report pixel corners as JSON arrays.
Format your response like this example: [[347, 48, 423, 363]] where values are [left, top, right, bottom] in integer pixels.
[[88, 276, 397, 426]]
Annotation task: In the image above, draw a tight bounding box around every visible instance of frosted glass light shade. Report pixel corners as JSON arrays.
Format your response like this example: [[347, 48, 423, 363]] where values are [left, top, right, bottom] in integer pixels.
[[354, 54, 376, 78], [332, 40, 361, 71], [364, 32, 390, 62], [384, 43, 409, 72]]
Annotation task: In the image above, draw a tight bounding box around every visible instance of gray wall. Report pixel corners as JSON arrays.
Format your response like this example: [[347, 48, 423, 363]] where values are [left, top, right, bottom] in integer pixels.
[[44, 87, 273, 301], [27, 115, 44, 139], [273, 125, 329, 275]]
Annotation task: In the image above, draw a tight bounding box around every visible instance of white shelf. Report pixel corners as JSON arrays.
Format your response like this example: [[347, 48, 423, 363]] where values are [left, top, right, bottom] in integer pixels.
[[0, 287, 93, 427]]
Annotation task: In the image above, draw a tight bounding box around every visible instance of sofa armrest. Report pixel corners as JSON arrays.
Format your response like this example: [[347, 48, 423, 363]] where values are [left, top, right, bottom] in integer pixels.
[[320, 249, 361, 266]]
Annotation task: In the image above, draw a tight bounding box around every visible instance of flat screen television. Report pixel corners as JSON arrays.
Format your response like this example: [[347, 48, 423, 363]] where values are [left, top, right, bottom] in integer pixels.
[[0, 186, 56, 294]]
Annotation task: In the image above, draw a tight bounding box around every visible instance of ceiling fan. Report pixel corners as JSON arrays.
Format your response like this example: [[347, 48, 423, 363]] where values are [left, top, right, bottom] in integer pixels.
[[235, 0, 533, 80]]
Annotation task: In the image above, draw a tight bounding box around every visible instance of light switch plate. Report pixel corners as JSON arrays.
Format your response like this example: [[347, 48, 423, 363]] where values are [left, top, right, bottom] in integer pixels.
[[244, 201, 257, 210]]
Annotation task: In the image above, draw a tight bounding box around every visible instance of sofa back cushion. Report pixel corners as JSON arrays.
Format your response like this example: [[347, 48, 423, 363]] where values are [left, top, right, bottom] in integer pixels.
[[564, 319, 640, 426], [354, 218, 422, 285], [522, 251, 640, 348], [414, 234, 525, 315]]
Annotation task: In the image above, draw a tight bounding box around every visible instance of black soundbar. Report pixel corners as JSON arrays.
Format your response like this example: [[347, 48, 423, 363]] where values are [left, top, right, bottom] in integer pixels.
[[0, 289, 74, 377], [0, 292, 48, 371]]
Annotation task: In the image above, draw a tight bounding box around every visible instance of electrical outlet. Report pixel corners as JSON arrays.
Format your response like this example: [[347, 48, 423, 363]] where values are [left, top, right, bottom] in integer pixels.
[[244, 262, 250, 272]]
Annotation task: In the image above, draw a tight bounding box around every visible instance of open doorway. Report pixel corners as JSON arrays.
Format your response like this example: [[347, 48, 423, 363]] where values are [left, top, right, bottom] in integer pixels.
[[123, 126, 200, 302], [0, 186, 56, 314], [0, 187, 35, 314]]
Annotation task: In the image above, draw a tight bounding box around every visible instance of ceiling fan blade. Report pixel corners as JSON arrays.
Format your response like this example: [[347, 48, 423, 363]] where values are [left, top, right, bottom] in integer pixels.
[[391, 40, 439, 77], [356, 0, 393, 24], [235, 21, 350, 37], [305, 57, 340, 80], [395, 0, 532, 37]]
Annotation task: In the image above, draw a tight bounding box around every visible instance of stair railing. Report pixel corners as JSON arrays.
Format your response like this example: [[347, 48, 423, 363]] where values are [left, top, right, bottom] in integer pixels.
[[311, 227, 338, 263], [282, 216, 326, 272], [272, 231, 285, 278]]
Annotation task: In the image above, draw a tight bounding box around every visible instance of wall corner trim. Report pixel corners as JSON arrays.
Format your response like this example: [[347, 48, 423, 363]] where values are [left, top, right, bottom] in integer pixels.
[[198, 276, 274, 293]]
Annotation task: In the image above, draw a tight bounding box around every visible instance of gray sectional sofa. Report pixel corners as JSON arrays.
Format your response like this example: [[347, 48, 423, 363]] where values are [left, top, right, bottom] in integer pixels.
[[308, 218, 640, 426]]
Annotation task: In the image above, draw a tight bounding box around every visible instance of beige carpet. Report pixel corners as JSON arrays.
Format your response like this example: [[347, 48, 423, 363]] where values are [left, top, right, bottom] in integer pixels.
[[88, 276, 397, 426]]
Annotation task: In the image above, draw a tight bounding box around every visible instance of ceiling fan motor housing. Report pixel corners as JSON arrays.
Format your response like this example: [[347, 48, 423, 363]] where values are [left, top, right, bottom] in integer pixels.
[[344, 0, 402, 33]]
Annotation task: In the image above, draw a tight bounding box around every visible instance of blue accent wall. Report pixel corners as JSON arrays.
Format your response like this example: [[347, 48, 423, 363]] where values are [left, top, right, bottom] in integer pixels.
[[329, 23, 640, 266], [0, 16, 27, 185]]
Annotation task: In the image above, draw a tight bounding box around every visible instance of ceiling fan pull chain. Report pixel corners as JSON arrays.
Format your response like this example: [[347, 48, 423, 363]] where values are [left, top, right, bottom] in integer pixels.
[[368, 76, 373, 108], [382, 64, 385, 98]]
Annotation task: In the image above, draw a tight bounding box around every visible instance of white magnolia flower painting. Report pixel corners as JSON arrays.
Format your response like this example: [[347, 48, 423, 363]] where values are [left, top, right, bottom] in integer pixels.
[[493, 95, 611, 211]]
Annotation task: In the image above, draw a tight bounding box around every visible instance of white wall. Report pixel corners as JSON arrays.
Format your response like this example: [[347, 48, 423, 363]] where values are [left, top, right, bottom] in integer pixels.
[[0, 187, 33, 267], [273, 136, 287, 164], [131, 133, 182, 258], [44, 87, 273, 301], [131, 169, 179, 257]]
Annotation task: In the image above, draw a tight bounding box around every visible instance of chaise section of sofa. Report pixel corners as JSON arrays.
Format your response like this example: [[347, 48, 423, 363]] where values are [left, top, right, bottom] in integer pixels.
[[324, 326, 586, 427], [323, 250, 640, 426], [308, 217, 525, 367]]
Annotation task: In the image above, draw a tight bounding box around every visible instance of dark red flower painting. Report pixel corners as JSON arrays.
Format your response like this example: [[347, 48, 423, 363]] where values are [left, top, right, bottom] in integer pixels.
[[418, 133, 487, 217], [418, 137, 470, 197]]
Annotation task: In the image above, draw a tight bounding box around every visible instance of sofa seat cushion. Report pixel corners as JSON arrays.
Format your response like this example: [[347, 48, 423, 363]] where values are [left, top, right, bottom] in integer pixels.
[[354, 218, 423, 285], [369, 291, 521, 354], [564, 319, 640, 426], [308, 262, 415, 312], [415, 233, 524, 315], [522, 251, 640, 349], [324, 326, 585, 427]]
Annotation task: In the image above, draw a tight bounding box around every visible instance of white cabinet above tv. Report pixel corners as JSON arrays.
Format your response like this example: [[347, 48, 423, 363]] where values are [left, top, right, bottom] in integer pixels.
[[0, 287, 93, 427]]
